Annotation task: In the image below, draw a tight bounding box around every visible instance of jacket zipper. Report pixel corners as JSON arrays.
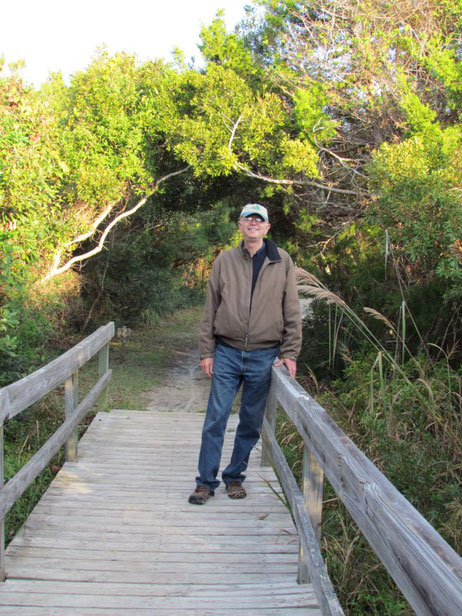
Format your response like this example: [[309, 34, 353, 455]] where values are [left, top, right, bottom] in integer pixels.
[[244, 253, 252, 351]]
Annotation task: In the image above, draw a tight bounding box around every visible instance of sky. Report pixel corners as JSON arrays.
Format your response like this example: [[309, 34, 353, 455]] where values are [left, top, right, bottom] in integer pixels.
[[1, 0, 252, 87]]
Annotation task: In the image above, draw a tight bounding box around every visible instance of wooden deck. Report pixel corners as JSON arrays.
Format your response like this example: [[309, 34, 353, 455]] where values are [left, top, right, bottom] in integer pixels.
[[0, 409, 321, 615]]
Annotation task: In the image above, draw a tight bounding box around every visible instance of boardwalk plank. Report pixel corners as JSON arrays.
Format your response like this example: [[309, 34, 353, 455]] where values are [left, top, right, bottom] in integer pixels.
[[5, 547, 300, 564], [5, 567, 304, 584], [0, 609, 321, 616], [0, 592, 318, 609], [0, 579, 313, 594], [10, 535, 298, 552], [0, 410, 320, 614]]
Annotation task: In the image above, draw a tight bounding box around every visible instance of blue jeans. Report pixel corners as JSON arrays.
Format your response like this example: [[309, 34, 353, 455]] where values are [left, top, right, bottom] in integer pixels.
[[196, 343, 279, 491]]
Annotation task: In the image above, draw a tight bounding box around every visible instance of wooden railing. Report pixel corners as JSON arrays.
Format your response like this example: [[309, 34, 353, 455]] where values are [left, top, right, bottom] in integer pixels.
[[261, 366, 462, 616], [0, 322, 114, 580]]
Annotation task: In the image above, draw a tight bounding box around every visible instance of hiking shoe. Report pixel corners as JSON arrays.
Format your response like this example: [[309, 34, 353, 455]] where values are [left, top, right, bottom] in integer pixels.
[[225, 480, 247, 499], [188, 485, 214, 505]]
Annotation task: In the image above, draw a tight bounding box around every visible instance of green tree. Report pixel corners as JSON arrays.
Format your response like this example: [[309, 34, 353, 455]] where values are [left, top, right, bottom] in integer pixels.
[[41, 52, 190, 280], [368, 113, 462, 300]]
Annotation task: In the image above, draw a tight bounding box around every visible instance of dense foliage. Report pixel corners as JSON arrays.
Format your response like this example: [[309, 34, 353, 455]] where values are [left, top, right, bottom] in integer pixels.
[[1, 1, 461, 613]]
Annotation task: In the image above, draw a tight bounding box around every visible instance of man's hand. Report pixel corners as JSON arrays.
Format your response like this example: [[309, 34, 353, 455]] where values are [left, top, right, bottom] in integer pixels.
[[200, 357, 214, 378], [274, 357, 297, 378]]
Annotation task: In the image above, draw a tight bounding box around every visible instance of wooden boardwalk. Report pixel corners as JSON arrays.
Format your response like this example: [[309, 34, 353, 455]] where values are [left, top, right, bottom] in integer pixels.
[[0, 409, 321, 615]]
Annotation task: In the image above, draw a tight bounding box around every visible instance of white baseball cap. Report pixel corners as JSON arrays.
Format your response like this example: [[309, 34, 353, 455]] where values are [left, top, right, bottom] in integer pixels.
[[239, 203, 269, 222]]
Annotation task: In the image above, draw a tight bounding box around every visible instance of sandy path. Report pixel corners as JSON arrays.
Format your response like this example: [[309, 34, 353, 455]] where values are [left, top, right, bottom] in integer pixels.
[[143, 328, 211, 414]]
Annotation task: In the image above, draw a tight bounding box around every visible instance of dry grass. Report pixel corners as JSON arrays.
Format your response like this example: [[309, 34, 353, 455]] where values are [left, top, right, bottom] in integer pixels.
[[363, 307, 396, 331]]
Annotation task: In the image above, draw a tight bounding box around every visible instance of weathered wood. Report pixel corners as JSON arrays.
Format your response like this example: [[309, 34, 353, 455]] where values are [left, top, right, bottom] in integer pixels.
[[303, 446, 324, 546], [2, 566, 303, 586], [0, 579, 313, 594], [97, 343, 109, 413], [9, 536, 299, 553], [261, 382, 276, 467], [26, 504, 291, 522], [0, 425, 3, 582], [5, 554, 298, 573], [0, 608, 319, 616], [0, 371, 111, 520], [22, 512, 294, 531], [0, 588, 316, 609], [6, 547, 299, 563], [298, 445, 325, 583], [271, 367, 462, 616], [64, 371, 79, 462], [0, 322, 114, 423], [0, 321, 114, 579], [10, 536, 299, 556], [262, 419, 344, 616], [0, 410, 320, 615]]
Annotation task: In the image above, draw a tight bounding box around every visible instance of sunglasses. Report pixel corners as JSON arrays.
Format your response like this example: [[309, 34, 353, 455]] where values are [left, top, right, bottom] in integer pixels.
[[242, 216, 267, 223]]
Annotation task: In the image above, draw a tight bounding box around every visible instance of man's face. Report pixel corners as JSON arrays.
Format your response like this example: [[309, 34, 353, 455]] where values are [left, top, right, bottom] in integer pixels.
[[238, 215, 271, 242]]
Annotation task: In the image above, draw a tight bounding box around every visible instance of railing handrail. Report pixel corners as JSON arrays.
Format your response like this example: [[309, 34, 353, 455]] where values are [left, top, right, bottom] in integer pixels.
[[262, 366, 462, 616], [0, 322, 114, 424], [0, 322, 115, 580], [261, 415, 345, 616]]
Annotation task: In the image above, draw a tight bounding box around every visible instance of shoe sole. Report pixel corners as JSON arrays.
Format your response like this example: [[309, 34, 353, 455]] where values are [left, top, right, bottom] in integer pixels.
[[188, 496, 206, 505], [188, 491, 214, 505]]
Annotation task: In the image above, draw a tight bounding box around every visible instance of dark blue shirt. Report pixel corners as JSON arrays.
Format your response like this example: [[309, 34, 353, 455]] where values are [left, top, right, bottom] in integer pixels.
[[251, 240, 267, 298]]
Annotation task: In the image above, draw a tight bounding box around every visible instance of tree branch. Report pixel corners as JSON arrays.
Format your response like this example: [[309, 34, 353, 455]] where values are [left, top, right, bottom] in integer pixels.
[[227, 113, 363, 196], [228, 115, 242, 151], [66, 202, 115, 248], [80, 236, 112, 333], [42, 166, 190, 282], [234, 162, 363, 196]]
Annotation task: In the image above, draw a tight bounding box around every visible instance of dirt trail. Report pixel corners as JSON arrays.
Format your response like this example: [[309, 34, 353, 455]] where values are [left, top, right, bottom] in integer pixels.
[[143, 324, 211, 413]]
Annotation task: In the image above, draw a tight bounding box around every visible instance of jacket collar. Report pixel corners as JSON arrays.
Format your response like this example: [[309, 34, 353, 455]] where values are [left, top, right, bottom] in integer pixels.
[[266, 238, 281, 262], [239, 238, 281, 262]]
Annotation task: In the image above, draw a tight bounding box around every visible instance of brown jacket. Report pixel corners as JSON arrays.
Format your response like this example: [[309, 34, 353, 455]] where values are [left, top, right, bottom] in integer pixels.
[[198, 239, 302, 359]]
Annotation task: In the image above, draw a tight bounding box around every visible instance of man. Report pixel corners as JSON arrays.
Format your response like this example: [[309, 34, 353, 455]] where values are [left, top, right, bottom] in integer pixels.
[[188, 203, 302, 505]]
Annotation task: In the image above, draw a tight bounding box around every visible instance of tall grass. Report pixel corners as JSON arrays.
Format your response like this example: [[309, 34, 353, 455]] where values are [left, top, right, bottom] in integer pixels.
[[296, 267, 461, 458], [286, 267, 462, 614]]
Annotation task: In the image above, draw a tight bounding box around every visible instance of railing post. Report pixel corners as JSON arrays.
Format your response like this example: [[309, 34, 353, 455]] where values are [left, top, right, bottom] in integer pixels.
[[261, 382, 276, 467], [0, 423, 5, 581], [298, 444, 324, 583], [65, 370, 79, 462], [98, 342, 110, 413]]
